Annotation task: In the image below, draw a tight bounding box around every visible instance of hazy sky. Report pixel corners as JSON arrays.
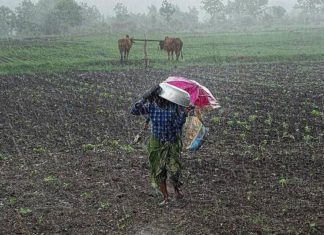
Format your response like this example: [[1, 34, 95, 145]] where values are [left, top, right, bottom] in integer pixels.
[[0, 0, 297, 16]]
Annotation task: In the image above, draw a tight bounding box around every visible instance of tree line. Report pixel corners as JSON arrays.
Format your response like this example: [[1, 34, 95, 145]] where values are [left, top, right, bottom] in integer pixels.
[[1, 0, 324, 38]]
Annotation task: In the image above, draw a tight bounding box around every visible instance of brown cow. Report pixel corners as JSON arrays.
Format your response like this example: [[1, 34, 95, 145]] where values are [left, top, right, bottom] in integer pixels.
[[159, 36, 183, 61], [118, 35, 134, 63]]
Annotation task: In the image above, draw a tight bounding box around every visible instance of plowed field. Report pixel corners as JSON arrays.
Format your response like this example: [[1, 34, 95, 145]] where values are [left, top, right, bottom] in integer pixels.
[[1, 62, 323, 234]]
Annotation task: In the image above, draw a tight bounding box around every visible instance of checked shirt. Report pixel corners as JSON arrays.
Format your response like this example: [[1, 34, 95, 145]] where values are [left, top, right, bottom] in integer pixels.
[[131, 99, 187, 142]]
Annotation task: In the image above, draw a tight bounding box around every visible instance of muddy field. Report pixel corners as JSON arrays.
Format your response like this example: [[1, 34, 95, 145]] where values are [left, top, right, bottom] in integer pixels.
[[1, 62, 323, 234]]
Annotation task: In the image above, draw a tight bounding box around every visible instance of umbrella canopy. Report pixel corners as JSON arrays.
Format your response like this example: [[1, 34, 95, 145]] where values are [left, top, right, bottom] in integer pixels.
[[164, 76, 220, 109]]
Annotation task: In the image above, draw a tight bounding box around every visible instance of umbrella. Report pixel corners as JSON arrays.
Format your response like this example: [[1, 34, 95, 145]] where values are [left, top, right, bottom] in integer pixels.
[[164, 76, 220, 109]]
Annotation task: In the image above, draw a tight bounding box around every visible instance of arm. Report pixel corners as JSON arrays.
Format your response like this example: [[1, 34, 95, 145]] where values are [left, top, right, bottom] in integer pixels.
[[131, 85, 161, 115], [176, 105, 194, 129], [130, 99, 151, 116]]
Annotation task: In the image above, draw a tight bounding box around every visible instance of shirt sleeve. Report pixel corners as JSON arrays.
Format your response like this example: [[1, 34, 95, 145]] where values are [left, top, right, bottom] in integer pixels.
[[130, 99, 151, 115], [175, 106, 187, 130]]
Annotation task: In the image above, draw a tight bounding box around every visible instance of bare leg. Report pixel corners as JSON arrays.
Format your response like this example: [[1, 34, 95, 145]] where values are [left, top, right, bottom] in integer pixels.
[[159, 180, 169, 206], [174, 186, 184, 200]]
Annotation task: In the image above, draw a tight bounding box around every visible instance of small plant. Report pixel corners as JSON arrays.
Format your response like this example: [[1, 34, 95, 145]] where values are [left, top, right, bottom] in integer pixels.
[[309, 222, 317, 232], [19, 207, 32, 216], [248, 115, 257, 122], [311, 109, 321, 117], [304, 125, 311, 133], [211, 116, 221, 125], [99, 202, 110, 210], [7, 196, 17, 205], [120, 144, 134, 153], [264, 114, 273, 126], [82, 144, 95, 152], [96, 108, 105, 114], [63, 182, 71, 189], [99, 92, 112, 98], [303, 135, 313, 144], [0, 153, 7, 160], [279, 177, 287, 186], [81, 192, 92, 199], [44, 175, 56, 183], [247, 191, 252, 201], [37, 216, 44, 225], [237, 120, 250, 130], [259, 140, 268, 152], [240, 133, 246, 140], [33, 147, 47, 154], [109, 139, 120, 146], [226, 120, 234, 126], [282, 122, 289, 130], [109, 140, 134, 153]]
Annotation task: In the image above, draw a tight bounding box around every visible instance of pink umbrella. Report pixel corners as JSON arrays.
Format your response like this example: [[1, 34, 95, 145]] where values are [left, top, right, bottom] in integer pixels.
[[164, 76, 220, 109]]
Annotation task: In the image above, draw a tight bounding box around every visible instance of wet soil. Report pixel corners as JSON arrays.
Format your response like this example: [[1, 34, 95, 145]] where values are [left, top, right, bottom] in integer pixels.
[[1, 62, 324, 234]]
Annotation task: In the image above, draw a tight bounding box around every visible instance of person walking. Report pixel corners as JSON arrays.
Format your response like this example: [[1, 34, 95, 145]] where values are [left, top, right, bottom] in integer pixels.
[[131, 83, 191, 206]]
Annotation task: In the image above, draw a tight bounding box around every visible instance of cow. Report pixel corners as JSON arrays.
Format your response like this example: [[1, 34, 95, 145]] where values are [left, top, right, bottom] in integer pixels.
[[118, 35, 134, 63], [159, 36, 183, 61]]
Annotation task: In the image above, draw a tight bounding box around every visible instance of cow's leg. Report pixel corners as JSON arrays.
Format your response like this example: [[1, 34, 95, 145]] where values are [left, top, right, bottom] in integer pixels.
[[126, 49, 130, 61], [176, 51, 179, 61], [120, 51, 123, 63], [168, 51, 170, 60], [123, 50, 127, 62]]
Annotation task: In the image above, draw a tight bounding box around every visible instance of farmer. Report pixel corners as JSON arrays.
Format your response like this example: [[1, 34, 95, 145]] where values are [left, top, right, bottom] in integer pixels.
[[131, 84, 191, 206]]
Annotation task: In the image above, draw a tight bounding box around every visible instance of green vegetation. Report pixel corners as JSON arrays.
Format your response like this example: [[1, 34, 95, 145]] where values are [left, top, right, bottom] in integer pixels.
[[32, 146, 47, 154], [7, 196, 17, 206], [44, 175, 56, 183], [1, 28, 324, 75], [80, 192, 93, 199], [278, 177, 288, 187], [82, 143, 96, 152], [19, 207, 32, 216]]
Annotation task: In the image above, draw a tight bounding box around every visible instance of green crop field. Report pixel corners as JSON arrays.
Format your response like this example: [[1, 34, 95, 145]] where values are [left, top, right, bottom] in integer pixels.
[[1, 28, 324, 75]]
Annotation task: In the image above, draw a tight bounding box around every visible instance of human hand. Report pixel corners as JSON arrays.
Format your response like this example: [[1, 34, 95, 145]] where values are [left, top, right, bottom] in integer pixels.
[[142, 85, 162, 102], [185, 105, 195, 114]]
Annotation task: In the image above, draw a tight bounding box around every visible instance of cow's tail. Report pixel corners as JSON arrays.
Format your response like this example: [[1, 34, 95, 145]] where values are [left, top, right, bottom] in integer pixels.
[[181, 50, 183, 60]]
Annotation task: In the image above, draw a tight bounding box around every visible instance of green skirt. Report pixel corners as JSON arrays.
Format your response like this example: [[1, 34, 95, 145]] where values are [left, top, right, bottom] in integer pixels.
[[147, 136, 182, 189]]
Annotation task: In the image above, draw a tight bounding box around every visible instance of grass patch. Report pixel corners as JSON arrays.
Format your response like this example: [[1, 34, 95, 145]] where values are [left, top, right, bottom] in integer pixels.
[[1, 29, 324, 75]]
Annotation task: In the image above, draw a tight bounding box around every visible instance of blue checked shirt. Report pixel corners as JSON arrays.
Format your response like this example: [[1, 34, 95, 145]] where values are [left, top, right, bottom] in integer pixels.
[[131, 99, 187, 142]]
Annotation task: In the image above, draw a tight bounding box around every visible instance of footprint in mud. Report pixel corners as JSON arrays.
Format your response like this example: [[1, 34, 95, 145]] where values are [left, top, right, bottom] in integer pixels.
[[135, 222, 178, 235], [135, 224, 169, 235], [134, 207, 185, 235]]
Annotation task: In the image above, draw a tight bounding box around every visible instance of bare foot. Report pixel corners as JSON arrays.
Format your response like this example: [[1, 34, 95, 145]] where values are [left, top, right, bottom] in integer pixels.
[[175, 188, 184, 200], [158, 198, 169, 206]]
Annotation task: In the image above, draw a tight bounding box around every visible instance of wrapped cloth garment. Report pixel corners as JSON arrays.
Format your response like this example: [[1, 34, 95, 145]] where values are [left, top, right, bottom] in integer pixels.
[[147, 136, 182, 189]]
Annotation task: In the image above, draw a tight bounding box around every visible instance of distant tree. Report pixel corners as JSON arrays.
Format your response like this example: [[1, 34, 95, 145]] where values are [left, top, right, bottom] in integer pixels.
[[114, 2, 129, 20], [148, 5, 158, 25], [44, 0, 82, 34], [35, 0, 60, 26], [15, 0, 39, 35], [201, 0, 225, 22], [0, 6, 16, 37], [227, 0, 268, 17], [159, 0, 176, 23], [80, 3, 103, 23], [188, 7, 199, 27], [295, 0, 323, 13], [269, 6, 286, 19], [170, 6, 200, 32], [262, 5, 286, 25], [146, 5, 160, 31], [112, 3, 136, 33], [294, 0, 324, 23], [79, 3, 104, 30]]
